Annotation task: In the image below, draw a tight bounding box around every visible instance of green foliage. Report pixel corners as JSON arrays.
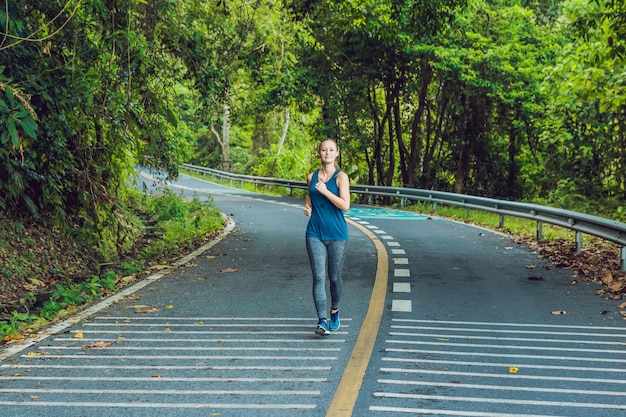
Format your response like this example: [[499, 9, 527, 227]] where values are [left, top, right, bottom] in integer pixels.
[[138, 189, 224, 259], [36, 274, 115, 320]]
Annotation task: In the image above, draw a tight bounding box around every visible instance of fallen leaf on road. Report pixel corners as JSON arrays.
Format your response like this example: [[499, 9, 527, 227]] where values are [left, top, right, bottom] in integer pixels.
[[221, 267, 238, 273], [122, 304, 150, 310], [552, 310, 567, 315], [509, 367, 519, 373], [527, 276, 545, 281], [74, 331, 84, 339], [618, 302, 626, 309], [82, 341, 113, 350], [135, 307, 159, 313]]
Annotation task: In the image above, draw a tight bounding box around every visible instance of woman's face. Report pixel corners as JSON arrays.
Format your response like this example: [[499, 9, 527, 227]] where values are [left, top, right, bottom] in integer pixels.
[[319, 140, 338, 162]]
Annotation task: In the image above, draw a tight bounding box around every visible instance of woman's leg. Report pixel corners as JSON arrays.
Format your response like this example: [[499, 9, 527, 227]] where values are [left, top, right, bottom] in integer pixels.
[[327, 240, 346, 310], [306, 237, 328, 319]]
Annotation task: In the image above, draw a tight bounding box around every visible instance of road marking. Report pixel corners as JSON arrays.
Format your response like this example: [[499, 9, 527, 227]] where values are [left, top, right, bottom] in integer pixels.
[[82, 317, 347, 326], [18, 354, 338, 361], [93, 316, 352, 322], [385, 347, 626, 363], [373, 393, 626, 410], [66, 329, 347, 335], [393, 318, 626, 332], [3, 364, 332, 371], [391, 248, 405, 254], [394, 268, 410, 277], [393, 257, 409, 264], [325, 220, 388, 417], [52, 337, 346, 344], [0, 388, 320, 395], [386, 338, 626, 354], [389, 330, 626, 346], [0, 401, 316, 410], [369, 407, 568, 417], [0, 376, 329, 382], [382, 357, 626, 373], [391, 300, 412, 312], [347, 207, 434, 220], [378, 379, 626, 396], [38, 346, 340, 352], [393, 283, 411, 293], [380, 367, 626, 384]]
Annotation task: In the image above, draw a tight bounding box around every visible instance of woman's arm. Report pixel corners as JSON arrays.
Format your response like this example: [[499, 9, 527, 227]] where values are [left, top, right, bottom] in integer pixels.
[[303, 172, 313, 216]]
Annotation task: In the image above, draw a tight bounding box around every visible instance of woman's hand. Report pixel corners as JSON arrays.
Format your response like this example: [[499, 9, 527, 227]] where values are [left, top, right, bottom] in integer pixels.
[[315, 181, 328, 194], [303, 204, 312, 217]]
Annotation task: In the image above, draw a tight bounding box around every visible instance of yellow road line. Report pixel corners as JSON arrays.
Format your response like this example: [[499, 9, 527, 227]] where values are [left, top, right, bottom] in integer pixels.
[[326, 219, 389, 416]]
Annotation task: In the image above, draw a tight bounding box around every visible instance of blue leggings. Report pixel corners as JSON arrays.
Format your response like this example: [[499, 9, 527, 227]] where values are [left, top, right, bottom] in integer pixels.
[[306, 237, 347, 319]]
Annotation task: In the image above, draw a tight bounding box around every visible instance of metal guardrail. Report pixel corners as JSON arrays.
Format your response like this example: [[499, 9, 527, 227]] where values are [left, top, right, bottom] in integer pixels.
[[182, 163, 626, 270]]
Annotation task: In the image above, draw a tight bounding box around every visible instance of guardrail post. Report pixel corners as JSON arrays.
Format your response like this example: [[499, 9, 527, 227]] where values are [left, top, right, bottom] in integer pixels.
[[621, 246, 626, 271], [499, 214, 505, 228], [536, 221, 543, 240], [575, 231, 582, 252], [433, 202, 438, 213]]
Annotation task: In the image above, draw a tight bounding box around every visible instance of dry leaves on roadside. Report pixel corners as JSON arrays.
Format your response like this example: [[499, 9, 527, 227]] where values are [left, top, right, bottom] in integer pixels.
[[514, 236, 626, 299], [220, 267, 238, 273], [2, 333, 25, 341]]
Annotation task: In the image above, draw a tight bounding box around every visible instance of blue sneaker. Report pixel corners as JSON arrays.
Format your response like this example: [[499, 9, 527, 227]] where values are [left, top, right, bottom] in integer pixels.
[[315, 319, 330, 336], [329, 310, 340, 331]]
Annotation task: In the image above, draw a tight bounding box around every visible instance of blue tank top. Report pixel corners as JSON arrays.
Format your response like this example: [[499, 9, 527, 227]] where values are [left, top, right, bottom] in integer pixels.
[[306, 169, 349, 241]]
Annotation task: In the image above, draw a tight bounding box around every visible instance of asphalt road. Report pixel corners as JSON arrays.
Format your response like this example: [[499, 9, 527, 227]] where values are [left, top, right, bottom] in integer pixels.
[[1, 171, 625, 417]]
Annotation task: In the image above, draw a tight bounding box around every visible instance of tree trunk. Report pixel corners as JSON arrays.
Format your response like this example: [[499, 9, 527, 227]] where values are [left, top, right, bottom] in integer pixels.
[[271, 107, 290, 174], [210, 101, 231, 172], [455, 94, 470, 194], [221, 102, 230, 172], [407, 61, 432, 188]]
